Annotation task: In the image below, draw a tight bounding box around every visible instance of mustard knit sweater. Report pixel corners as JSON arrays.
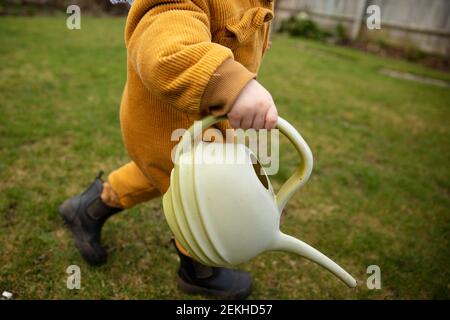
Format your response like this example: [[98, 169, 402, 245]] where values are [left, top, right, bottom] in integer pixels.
[[120, 0, 274, 193]]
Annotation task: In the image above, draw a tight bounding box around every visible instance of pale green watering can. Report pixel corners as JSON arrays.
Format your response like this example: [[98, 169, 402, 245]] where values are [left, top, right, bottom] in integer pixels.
[[163, 115, 357, 288]]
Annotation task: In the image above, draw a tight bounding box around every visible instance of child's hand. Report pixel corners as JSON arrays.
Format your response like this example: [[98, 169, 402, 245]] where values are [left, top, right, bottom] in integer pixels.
[[227, 80, 278, 130]]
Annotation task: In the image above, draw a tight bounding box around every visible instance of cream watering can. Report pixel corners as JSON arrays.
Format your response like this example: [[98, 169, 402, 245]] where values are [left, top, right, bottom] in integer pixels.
[[163, 116, 357, 288]]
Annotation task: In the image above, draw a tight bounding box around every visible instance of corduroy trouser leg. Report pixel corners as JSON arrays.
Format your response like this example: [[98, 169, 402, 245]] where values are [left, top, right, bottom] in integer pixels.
[[107, 161, 191, 257]]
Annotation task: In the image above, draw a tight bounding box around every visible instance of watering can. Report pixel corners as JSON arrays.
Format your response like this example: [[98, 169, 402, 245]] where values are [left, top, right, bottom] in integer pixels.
[[163, 115, 357, 288]]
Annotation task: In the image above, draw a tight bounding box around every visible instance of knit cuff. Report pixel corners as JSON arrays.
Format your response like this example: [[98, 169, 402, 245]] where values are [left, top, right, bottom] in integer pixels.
[[201, 59, 256, 116]]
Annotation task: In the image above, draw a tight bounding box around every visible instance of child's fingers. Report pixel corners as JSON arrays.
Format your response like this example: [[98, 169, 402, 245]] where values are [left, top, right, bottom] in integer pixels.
[[253, 111, 266, 130], [228, 112, 241, 129], [264, 106, 278, 130], [240, 113, 255, 129]]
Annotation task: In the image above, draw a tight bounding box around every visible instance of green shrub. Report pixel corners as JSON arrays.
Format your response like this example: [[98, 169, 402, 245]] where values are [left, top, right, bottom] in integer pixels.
[[335, 23, 349, 44], [279, 14, 329, 40], [404, 46, 427, 62]]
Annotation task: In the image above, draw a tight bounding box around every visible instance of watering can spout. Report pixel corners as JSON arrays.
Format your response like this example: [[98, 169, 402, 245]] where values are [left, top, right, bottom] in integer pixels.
[[272, 233, 357, 288]]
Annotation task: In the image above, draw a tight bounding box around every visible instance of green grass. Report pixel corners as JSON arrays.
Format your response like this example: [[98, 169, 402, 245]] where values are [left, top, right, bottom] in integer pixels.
[[1, 16, 449, 299]]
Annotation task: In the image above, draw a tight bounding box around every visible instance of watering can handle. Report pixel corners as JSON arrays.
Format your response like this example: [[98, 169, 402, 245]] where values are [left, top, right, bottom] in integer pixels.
[[175, 115, 313, 212], [275, 117, 313, 212]]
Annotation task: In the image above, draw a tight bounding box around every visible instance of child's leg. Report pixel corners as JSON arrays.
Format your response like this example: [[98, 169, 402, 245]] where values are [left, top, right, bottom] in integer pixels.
[[106, 161, 161, 209], [59, 161, 160, 265], [106, 162, 194, 260]]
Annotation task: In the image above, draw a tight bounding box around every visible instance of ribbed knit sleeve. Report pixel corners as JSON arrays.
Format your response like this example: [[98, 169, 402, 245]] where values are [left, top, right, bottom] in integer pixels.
[[125, 0, 256, 114]]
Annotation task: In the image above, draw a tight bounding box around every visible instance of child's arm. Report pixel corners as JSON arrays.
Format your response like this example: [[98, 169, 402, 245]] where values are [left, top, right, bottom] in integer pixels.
[[127, 0, 277, 129], [126, 0, 255, 116]]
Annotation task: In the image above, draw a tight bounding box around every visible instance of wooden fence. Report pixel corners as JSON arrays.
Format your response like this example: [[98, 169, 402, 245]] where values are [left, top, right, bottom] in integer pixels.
[[275, 0, 450, 56]]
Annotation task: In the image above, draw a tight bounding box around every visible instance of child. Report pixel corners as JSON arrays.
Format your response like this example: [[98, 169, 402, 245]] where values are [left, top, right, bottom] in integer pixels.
[[59, 0, 278, 299]]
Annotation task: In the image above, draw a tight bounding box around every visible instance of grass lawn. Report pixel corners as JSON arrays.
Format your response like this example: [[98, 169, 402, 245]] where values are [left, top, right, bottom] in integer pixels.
[[0, 16, 449, 299]]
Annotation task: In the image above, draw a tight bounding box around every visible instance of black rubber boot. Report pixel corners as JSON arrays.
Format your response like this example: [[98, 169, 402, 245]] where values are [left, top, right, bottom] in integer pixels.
[[59, 172, 123, 266], [174, 240, 252, 299]]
